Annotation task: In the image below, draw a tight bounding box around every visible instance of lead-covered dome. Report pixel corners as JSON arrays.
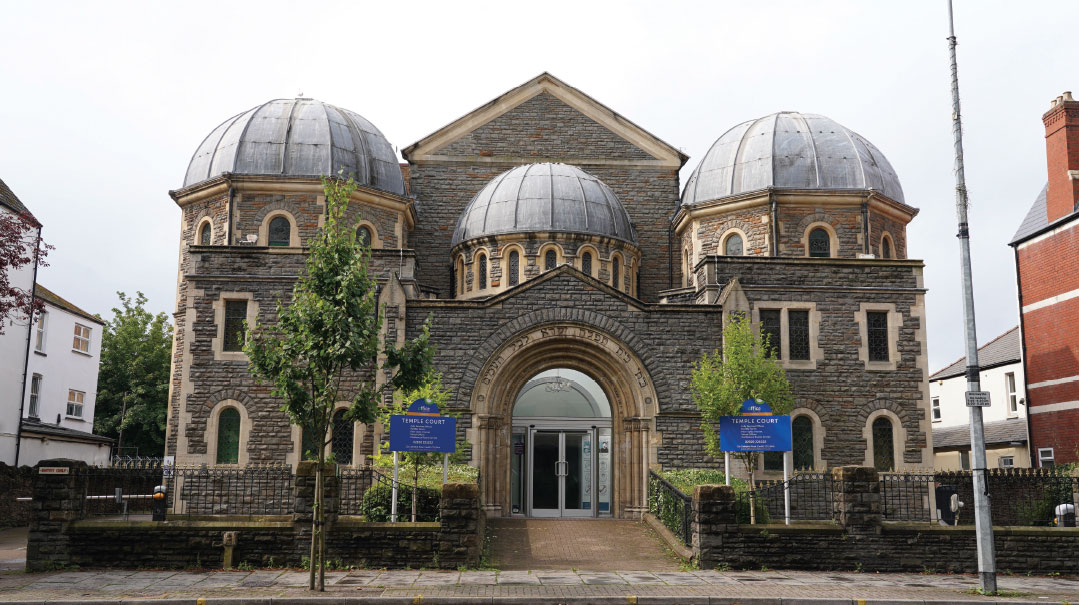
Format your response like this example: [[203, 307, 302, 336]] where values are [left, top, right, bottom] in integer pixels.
[[682, 111, 904, 206], [183, 98, 405, 195], [452, 163, 637, 246]]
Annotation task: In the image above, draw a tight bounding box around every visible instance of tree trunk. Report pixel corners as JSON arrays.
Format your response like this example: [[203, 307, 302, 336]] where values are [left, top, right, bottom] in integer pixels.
[[317, 447, 326, 591], [308, 460, 317, 590]]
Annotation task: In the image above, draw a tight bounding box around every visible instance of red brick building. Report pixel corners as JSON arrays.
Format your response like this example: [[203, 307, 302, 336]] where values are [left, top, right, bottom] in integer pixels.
[[1011, 91, 1079, 467]]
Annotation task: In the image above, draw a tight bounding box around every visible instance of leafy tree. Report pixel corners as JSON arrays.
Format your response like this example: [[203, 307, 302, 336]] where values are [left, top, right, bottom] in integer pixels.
[[0, 209, 52, 333], [375, 370, 466, 522], [245, 175, 434, 591], [93, 292, 173, 456], [692, 314, 794, 506]]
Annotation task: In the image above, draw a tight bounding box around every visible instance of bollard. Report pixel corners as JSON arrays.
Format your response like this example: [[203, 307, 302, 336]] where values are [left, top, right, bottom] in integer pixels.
[[152, 485, 167, 522], [221, 531, 238, 569]]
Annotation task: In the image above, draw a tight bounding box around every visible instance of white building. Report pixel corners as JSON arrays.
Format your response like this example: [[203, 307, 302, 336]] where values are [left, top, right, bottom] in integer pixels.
[[18, 284, 111, 466], [929, 326, 1030, 469], [0, 178, 41, 465]]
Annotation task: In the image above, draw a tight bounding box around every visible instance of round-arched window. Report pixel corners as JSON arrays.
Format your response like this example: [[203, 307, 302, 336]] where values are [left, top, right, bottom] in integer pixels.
[[216, 407, 240, 465], [513, 369, 611, 418], [808, 227, 831, 258], [611, 257, 621, 290], [881, 237, 892, 259], [478, 253, 488, 290], [268, 216, 291, 247], [457, 257, 465, 295], [332, 409, 353, 466], [545, 249, 557, 271], [724, 233, 743, 256], [792, 416, 814, 470], [581, 251, 592, 277], [357, 225, 372, 247], [508, 250, 520, 286], [872, 416, 895, 471], [199, 222, 212, 246]]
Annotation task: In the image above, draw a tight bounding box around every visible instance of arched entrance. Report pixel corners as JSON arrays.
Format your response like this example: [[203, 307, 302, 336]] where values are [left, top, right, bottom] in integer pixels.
[[468, 323, 658, 518], [510, 369, 613, 517]]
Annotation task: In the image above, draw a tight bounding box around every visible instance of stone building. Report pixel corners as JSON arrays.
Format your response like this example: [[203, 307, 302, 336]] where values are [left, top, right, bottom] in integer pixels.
[[164, 73, 932, 518]]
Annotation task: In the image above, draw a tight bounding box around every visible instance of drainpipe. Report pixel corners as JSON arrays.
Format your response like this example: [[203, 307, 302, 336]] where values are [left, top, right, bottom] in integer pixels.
[[1013, 245, 1035, 466], [14, 224, 43, 466], [226, 179, 235, 245], [862, 195, 871, 256], [769, 191, 778, 256], [668, 220, 674, 290]]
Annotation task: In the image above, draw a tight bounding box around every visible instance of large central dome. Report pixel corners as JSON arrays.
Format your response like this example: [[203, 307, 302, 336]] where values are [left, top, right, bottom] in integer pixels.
[[182, 98, 405, 195], [681, 111, 904, 206], [452, 163, 637, 247]]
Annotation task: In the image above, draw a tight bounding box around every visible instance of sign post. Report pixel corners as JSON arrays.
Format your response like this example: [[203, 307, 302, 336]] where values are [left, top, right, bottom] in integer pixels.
[[718, 399, 793, 525], [388, 398, 458, 522]]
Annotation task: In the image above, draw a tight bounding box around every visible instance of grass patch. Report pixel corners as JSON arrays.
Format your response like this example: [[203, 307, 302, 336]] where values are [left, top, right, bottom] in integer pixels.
[[963, 587, 1034, 598]]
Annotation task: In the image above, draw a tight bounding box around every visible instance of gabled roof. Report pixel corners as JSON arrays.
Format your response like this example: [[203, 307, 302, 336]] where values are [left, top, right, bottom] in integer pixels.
[[933, 418, 1027, 449], [1010, 182, 1079, 245], [0, 176, 37, 222], [35, 284, 104, 325], [402, 72, 688, 168], [929, 326, 1020, 381], [479, 263, 650, 310]]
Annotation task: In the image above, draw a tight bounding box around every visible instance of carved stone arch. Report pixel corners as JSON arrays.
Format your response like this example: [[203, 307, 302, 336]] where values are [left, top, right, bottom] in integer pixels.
[[200, 388, 256, 411], [795, 211, 838, 235]]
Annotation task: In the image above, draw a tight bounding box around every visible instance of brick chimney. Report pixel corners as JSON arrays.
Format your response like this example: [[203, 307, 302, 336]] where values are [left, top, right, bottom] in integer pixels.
[[1043, 91, 1079, 222]]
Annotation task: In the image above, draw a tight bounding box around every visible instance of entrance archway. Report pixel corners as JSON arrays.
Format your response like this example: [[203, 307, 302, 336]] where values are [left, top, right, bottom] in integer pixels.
[[468, 323, 658, 518]]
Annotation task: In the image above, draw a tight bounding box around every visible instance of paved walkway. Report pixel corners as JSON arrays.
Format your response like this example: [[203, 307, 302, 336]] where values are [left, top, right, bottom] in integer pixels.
[[0, 568, 1077, 603], [487, 518, 681, 570], [0, 528, 26, 573]]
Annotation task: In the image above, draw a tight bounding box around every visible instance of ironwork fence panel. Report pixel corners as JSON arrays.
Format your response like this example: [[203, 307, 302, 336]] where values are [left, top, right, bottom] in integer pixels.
[[338, 466, 375, 516], [165, 465, 294, 517], [85, 461, 165, 517], [647, 470, 692, 546]]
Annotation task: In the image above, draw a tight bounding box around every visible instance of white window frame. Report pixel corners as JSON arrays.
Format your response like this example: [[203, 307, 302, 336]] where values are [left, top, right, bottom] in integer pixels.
[[29, 374, 42, 418], [1038, 447, 1055, 468], [931, 397, 941, 422], [66, 389, 85, 419], [1005, 372, 1018, 415], [72, 323, 91, 354], [34, 311, 47, 353], [998, 456, 1015, 469]]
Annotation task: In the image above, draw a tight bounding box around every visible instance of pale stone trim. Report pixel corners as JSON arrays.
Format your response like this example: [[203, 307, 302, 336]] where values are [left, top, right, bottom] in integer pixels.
[[211, 292, 259, 362], [1028, 374, 1079, 389], [195, 217, 214, 246], [499, 243, 527, 287], [750, 302, 822, 371], [354, 219, 382, 250], [576, 244, 600, 279], [879, 231, 896, 259], [1028, 400, 1079, 414], [862, 409, 908, 471], [854, 302, 901, 371], [455, 255, 466, 298], [474, 249, 491, 294], [258, 210, 300, 248], [609, 252, 625, 291], [538, 243, 565, 272], [1017, 215, 1079, 248], [801, 221, 839, 258], [1022, 287, 1079, 313], [911, 294, 933, 462], [719, 228, 749, 256], [205, 400, 251, 467], [791, 408, 828, 470]]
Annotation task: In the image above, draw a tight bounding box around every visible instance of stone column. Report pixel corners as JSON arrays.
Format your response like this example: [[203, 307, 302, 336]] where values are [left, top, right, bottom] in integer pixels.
[[476, 414, 502, 516], [438, 483, 485, 568], [26, 459, 88, 572], [831, 466, 882, 535], [692, 484, 737, 570]]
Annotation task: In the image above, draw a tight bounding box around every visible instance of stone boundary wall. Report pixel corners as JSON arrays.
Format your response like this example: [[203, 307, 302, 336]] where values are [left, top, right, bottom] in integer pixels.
[[692, 466, 1079, 574], [0, 463, 32, 527], [26, 460, 483, 571]]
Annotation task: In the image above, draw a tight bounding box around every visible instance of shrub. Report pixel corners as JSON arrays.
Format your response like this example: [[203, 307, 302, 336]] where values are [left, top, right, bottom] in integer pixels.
[[360, 482, 441, 522]]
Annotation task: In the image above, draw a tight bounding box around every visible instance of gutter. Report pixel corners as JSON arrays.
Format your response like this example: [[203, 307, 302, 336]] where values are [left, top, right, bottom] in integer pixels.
[[14, 224, 42, 466], [1013, 246, 1036, 467]]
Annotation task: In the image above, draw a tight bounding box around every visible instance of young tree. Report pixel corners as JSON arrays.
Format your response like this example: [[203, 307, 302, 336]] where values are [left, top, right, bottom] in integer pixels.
[[692, 314, 795, 497], [93, 291, 173, 457], [245, 175, 434, 591], [0, 209, 52, 333]]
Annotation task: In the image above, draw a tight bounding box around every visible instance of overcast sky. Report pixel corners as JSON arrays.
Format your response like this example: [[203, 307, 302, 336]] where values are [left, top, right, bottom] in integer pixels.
[[0, 0, 1069, 371]]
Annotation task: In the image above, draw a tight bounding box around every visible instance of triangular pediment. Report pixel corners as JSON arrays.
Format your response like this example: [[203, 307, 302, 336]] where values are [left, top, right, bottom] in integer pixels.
[[479, 264, 649, 309], [403, 72, 687, 168]]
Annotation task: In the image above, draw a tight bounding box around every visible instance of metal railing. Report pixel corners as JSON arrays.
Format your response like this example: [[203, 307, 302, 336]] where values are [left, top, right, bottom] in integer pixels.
[[166, 464, 294, 518], [647, 470, 692, 546], [338, 466, 375, 516], [741, 472, 835, 524]]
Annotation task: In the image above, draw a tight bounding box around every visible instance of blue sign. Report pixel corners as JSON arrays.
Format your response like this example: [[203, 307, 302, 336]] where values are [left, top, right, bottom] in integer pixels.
[[407, 398, 440, 416], [390, 413, 456, 453], [740, 398, 773, 416], [719, 414, 792, 452]]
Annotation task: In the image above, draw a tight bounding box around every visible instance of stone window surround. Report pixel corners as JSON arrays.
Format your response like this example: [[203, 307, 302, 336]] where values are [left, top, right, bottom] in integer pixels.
[[719, 227, 749, 256], [610, 252, 624, 290], [879, 230, 896, 259], [756, 409, 826, 474], [801, 221, 839, 258], [683, 247, 691, 287], [211, 292, 260, 362], [257, 210, 300, 247], [499, 243, 526, 287], [288, 403, 363, 468], [750, 302, 822, 370], [205, 400, 251, 467], [456, 255, 466, 296], [862, 409, 906, 471], [354, 219, 382, 249], [576, 244, 600, 278], [539, 243, 565, 271], [474, 249, 490, 292], [854, 302, 901, 371], [196, 217, 214, 246]]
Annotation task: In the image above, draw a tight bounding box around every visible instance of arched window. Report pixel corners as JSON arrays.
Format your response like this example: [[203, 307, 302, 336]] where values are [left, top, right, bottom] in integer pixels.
[[199, 222, 212, 246], [332, 409, 353, 465], [508, 250, 520, 286], [724, 233, 743, 256], [457, 257, 465, 295], [872, 416, 895, 471], [792, 416, 814, 470], [545, 249, 557, 271], [478, 253, 488, 290], [683, 248, 690, 286], [357, 225, 372, 247], [881, 236, 893, 259], [268, 216, 291, 247], [581, 251, 593, 277], [808, 228, 831, 258], [611, 256, 621, 290], [301, 425, 320, 461], [216, 408, 240, 465]]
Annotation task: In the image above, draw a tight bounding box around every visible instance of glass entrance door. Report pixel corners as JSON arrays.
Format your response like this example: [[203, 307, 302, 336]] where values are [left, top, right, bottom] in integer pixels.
[[529, 430, 594, 517]]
